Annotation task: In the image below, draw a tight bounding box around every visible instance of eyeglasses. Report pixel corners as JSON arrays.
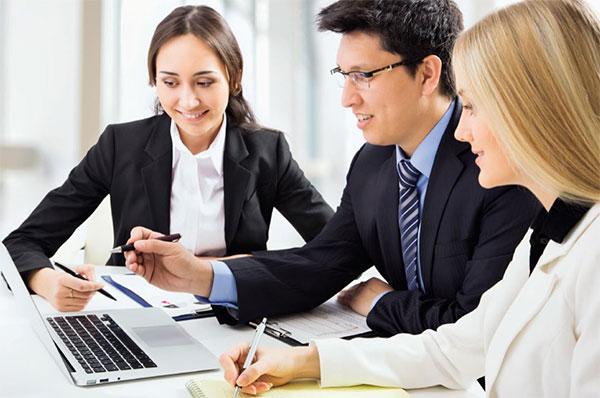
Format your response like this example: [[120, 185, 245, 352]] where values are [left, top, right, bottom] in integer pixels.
[[330, 58, 422, 90]]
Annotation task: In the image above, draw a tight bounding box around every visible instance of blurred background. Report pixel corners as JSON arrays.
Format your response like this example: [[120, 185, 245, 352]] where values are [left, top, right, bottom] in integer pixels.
[[1, 0, 598, 264]]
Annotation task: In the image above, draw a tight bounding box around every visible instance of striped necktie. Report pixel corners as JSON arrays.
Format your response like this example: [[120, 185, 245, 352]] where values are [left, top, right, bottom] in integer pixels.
[[397, 159, 421, 291]]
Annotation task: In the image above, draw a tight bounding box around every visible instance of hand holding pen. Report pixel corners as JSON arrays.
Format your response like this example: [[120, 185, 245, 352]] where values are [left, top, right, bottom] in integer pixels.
[[123, 227, 214, 295], [220, 322, 322, 395], [111, 233, 181, 254], [233, 318, 268, 398], [53, 262, 116, 301]]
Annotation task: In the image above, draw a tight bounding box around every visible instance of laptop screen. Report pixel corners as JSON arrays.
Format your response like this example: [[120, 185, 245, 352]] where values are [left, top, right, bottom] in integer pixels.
[[0, 243, 75, 380]]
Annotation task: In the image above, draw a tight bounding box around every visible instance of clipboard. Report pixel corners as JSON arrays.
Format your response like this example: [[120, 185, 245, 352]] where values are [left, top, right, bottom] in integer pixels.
[[251, 299, 374, 346]]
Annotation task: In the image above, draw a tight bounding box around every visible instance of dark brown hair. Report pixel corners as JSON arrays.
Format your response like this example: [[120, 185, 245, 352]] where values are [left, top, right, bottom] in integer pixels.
[[317, 0, 463, 97], [148, 5, 258, 129]]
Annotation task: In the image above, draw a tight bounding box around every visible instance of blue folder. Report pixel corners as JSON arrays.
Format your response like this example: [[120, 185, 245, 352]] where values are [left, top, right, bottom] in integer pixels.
[[101, 275, 152, 307], [101, 275, 214, 321]]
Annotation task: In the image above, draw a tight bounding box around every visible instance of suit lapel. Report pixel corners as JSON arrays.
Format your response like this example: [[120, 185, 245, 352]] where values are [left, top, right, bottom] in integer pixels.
[[141, 114, 173, 234], [420, 100, 467, 288], [375, 152, 406, 289], [223, 125, 251, 249]]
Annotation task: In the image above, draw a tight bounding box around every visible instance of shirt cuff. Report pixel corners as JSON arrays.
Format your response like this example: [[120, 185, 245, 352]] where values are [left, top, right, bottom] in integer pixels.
[[194, 260, 238, 309], [370, 291, 390, 312]]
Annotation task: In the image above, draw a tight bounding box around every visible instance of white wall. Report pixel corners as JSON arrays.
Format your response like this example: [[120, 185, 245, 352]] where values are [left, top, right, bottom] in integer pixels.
[[0, 0, 81, 239], [1, 0, 598, 255]]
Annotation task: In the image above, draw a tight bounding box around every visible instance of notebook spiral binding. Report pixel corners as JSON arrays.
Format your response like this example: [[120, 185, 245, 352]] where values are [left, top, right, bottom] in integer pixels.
[[185, 379, 208, 398]]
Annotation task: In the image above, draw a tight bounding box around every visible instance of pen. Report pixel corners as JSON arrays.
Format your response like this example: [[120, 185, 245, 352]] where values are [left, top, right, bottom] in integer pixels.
[[53, 262, 117, 301], [233, 317, 268, 398], [109, 233, 181, 254], [172, 309, 215, 322]]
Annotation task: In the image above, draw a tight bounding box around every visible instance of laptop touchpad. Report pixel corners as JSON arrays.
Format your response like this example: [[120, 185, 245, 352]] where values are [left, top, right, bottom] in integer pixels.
[[132, 325, 196, 347]]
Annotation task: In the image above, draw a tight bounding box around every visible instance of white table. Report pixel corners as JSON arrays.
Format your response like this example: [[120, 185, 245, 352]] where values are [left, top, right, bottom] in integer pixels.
[[0, 269, 484, 398]]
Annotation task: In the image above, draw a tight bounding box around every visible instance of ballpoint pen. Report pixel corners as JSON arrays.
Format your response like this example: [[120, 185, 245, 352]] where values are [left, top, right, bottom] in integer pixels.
[[109, 233, 182, 254], [53, 261, 117, 301], [233, 317, 268, 398]]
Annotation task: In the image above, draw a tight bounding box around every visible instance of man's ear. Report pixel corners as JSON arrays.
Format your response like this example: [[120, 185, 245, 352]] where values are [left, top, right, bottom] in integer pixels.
[[418, 54, 443, 96]]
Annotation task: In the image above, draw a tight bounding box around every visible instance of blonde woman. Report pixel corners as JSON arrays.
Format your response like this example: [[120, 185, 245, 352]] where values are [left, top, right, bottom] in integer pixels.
[[220, 0, 600, 396]]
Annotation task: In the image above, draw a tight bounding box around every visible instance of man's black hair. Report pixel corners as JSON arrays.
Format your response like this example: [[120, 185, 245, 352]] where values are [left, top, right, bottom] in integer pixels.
[[317, 0, 463, 97]]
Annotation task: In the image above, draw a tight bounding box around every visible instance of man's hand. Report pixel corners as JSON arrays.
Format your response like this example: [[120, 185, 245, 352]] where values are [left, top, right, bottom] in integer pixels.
[[337, 277, 393, 316], [124, 226, 214, 296]]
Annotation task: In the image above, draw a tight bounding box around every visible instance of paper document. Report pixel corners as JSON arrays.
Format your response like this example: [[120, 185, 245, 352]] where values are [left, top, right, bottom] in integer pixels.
[[186, 378, 410, 397], [103, 274, 211, 318], [266, 299, 370, 344]]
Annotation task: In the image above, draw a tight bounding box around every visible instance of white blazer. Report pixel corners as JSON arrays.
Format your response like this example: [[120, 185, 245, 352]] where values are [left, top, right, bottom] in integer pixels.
[[316, 204, 600, 397]]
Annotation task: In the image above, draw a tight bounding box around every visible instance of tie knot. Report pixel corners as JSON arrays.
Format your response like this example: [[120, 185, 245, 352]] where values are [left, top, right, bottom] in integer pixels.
[[397, 160, 420, 188]]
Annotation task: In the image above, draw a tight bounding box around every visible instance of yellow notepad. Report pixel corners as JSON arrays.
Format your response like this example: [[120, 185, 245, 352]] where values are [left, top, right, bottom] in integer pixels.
[[185, 378, 410, 397]]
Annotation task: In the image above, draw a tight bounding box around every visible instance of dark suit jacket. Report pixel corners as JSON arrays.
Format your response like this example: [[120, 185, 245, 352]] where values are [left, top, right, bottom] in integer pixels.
[[3, 113, 333, 277], [222, 100, 541, 336]]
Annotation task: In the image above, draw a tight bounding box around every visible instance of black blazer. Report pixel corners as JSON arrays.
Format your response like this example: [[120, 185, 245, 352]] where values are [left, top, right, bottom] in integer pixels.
[[3, 113, 333, 276], [222, 100, 541, 335]]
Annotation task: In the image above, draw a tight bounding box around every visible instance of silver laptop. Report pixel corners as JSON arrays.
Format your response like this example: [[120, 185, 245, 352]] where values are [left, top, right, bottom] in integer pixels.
[[0, 243, 219, 386]]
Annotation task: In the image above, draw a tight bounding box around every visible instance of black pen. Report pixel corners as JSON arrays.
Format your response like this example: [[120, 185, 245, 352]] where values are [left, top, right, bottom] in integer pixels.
[[110, 233, 182, 254], [53, 261, 117, 301]]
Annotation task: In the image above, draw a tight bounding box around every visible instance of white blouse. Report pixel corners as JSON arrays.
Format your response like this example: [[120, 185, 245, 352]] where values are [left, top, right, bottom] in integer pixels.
[[169, 117, 227, 257]]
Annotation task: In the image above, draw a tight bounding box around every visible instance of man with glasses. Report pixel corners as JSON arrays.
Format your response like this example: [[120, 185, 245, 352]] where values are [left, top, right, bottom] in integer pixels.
[[125, 0, 539, 337]]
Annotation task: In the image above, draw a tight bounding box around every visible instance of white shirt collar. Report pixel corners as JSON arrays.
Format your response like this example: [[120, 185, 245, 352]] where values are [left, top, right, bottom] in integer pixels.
[[170, 115, 227, 176]]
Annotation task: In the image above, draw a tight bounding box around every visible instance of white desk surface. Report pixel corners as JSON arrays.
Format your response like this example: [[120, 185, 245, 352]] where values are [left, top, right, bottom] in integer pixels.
[[0, 267, 484, 398]]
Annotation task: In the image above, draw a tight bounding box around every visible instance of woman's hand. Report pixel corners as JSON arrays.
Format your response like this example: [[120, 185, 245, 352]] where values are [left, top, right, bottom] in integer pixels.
[[220, 343, 321, 395], [28, 265, 104, 312]]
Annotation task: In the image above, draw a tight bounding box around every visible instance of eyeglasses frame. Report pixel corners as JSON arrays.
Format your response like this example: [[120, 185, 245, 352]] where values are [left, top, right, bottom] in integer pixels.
[[330, 58, 423, 89]]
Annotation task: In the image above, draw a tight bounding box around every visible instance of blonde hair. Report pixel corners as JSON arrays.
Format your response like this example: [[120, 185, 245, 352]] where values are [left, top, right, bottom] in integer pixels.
[[453, 0, 600, 204]]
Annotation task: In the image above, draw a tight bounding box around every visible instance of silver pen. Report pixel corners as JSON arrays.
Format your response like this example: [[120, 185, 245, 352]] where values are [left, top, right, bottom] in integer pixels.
[[233, 317, 268, 398]]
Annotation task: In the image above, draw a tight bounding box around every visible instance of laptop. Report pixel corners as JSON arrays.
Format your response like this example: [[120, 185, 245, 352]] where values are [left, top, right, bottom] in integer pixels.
[[0, 243, 219, 386]]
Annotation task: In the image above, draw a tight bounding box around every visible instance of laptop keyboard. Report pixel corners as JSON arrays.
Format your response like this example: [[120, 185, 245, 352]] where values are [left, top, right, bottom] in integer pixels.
[[46, 314, 157, 374]]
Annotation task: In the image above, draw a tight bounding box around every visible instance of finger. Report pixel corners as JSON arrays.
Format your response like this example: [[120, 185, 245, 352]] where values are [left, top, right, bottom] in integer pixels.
[[127, 262, 138, 273], [337, 291, 349, 304], [67, 289, 96, 300], [54, 295, 91, 311], [237, 358, 274, 387], [220, 344, 249, 385], [128, 261, 149, 281], [62, 296, 91, 306], [124, 250, 137, 266], [338, 285, 359, 302], [58, 285, 95, 301], [242, 381, 273, 395], [128, 226, 163, 243], [240, 384, 258, 395], [135, 264, 150, 281], [128, 226, 148, 243], [252, 381, 274, 393], [134, 239, 177, 255], [60, 274, 104, 292], [124, 252, 144, 269], [220, 356, 240, 386], [345, 283, 362, 294], [74, 264, 96, 281]]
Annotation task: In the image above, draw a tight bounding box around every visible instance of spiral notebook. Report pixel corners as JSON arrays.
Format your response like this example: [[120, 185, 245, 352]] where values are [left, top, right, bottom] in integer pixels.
[[185, 378, 410, 397]]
